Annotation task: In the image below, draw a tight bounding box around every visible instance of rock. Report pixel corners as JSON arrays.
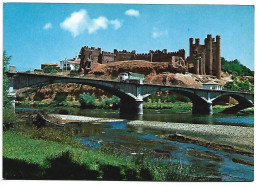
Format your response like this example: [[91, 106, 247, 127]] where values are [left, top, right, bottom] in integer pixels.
[[232, 157, 254, 166], [166, 133, 253, 157], [185, 148, 223, 161]]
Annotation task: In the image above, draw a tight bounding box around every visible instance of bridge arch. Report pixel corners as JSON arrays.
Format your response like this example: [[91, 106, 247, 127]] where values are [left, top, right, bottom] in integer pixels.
[[142, 87, 213, 114], [13, 76, 137, 101], [211, 93, 254, 113], [211, 92, 253, 105]]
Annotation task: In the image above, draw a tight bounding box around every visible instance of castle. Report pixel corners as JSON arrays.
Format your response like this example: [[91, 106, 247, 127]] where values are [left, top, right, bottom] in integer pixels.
[[78, 34, 221, 79]]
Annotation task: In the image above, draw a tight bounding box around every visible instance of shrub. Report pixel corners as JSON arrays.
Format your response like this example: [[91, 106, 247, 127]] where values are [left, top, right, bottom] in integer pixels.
[[78, 93, 97, 108], [43, 65, 58, 73], [182, 96, 191, 102], [54, 95, 67, 103], [110, 96, 120, 109], [98, 98, 111, 109], [3, 107, 17, 130]]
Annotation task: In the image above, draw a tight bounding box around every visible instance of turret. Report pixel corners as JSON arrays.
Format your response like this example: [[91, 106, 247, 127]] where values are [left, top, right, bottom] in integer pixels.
[[205, 34, 213, 75], [195, 38, 200, 45], [189, 38, 194, 57], [216, 35, 221, 79]]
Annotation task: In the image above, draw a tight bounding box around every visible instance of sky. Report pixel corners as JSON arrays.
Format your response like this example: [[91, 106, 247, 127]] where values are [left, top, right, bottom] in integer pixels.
[[3, 3, 254, 71]]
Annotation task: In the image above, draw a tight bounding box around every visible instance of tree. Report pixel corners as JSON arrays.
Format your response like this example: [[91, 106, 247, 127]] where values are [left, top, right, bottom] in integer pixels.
[[78, 93, 97, 108], [43, 65, 58, 73], [3, 51, 11, 107], [221, 57, 254, 76], [3, 51, 17, 129]]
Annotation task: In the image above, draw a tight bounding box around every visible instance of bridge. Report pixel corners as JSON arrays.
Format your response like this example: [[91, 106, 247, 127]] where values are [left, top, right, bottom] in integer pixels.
[[7, 70, 254, 115]]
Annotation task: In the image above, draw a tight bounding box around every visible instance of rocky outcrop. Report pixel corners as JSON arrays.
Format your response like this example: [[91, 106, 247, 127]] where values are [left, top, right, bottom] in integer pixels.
[[88, 60, 209, 88], [17, 83, 112, 103]]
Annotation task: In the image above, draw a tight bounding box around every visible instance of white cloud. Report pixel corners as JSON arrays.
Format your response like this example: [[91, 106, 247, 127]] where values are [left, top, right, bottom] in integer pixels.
[[125, 9, 140, 17], [89, 16, 109, 34], [43, 22, 52, 30], [60, 9, 123, 37], [110, 19, 122, 30], [152, 27, 168, 38], [60, 9, 88, 37]]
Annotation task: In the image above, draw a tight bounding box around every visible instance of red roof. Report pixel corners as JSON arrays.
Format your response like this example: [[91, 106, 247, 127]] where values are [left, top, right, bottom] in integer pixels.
[[41, 63, 60, 67], [67, 60, 80, 64]]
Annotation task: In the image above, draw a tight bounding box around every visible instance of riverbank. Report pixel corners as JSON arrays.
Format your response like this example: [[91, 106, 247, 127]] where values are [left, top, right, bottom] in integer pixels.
[[3, 129, 211, 181], [127, 120, 254, 154], [16, 100, 254, 115], [48, 114, 253, 154]]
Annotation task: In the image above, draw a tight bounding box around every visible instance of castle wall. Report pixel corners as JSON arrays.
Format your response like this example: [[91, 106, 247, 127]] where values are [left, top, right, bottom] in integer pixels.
[[79, 45, 187, 74], [101, 52, 115, 64]]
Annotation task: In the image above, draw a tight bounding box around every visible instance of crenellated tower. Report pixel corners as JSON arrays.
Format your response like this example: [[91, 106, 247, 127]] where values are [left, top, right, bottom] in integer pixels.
[[187, 34, 221, 79]]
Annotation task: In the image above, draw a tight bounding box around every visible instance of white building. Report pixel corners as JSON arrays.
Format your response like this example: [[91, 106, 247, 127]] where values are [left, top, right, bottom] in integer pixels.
[[202, 83, 222, 90], [60, 56, 80, 71]]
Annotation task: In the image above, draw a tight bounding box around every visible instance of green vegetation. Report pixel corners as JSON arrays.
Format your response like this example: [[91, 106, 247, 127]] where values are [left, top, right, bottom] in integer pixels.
[[43, 65, 59, 73], [237, 107, 254, 115], [221, 57, 254, 76], [144, 101, 192, 112], [129, 72, 145, 79], [78, 93, 120, 109], [3, 51, 11, 107], [223, 79, 253, 92], [3, 51, 17, 130], [3, 130, 207, 181]]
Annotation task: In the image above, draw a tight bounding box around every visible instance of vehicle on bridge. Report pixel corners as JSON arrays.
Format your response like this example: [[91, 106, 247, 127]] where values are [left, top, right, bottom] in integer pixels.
[[118, 72, 145, 84]]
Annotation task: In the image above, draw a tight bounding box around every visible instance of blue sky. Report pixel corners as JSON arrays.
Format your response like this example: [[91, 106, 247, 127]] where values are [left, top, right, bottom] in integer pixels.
[[3, 3, 254, 71]]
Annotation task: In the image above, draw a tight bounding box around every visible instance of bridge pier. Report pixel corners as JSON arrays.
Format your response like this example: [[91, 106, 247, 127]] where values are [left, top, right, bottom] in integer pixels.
[[120, 98, 143, 115], [192, 100, 213, 114]]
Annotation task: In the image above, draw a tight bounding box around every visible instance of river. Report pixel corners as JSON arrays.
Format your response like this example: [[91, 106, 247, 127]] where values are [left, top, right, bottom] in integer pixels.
[[16, 107, 254, 181]]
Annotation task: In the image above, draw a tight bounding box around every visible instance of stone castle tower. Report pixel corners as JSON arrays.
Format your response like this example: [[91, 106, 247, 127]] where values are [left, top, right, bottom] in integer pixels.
[[187, 34, 221, 79]]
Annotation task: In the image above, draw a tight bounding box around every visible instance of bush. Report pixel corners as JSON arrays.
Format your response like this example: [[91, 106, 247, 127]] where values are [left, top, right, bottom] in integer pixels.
[[110, 96, 120, 109], [43, 65, 58, 73], [166, 95, 177, 103], [54, 95, 67, 103], [78, 93, 97, 108], [98, 98, 109, 109], [3, 107, 17, 130], [224, 80, 253, 92], [182, 96, 191, 102]]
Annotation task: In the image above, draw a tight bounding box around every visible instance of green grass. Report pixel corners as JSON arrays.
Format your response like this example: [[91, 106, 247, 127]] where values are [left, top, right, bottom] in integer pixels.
[[237, 107, 254, 115], [3, 130, 210, 181], [144, 101, 192, 111], [212, 105, 231, 113]]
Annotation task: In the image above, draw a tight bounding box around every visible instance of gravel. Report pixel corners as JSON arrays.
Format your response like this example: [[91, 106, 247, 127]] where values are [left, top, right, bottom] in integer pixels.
[[127, 120, 254, 153], [50, 114, 124, 123]]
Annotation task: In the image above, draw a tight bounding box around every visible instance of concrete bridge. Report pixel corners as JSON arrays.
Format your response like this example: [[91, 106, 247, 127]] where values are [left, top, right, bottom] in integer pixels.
[[7, 71, 254, 115]]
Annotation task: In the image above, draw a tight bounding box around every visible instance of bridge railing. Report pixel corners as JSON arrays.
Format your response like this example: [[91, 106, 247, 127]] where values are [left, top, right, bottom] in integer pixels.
[[12, 70, 254, 94]]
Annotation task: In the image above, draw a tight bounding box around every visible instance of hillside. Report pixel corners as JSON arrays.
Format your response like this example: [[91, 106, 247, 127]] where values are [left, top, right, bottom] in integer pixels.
[[221, 58, 254, 77]]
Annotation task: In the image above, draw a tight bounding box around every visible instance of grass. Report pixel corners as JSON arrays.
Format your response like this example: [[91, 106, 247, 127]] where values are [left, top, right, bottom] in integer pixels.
[[3, 130, 211, 181], [237, 107, 254, 115], [144, 101, 192, 112]]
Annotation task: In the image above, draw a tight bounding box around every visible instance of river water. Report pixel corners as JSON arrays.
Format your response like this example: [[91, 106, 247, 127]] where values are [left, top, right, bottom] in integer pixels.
[[16, 108, 254, 181]]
